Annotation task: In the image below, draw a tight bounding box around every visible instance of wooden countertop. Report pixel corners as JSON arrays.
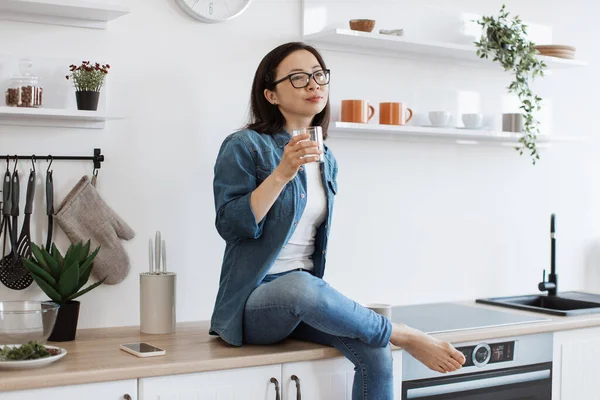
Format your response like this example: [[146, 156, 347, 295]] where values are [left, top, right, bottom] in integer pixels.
[[3, 301, 600, 392]]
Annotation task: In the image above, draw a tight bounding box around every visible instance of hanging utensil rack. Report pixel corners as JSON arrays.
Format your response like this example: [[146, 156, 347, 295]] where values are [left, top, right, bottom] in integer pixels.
[[4, 148, 104, 170]]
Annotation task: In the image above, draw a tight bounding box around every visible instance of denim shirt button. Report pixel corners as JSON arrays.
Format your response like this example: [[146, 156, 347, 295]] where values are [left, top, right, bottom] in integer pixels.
[[294, 221, 298, 226], [325, 224, 328, 229], [322, 250, 326, 255], [299, 166, 304, 171], [301, 193, 305, 199]]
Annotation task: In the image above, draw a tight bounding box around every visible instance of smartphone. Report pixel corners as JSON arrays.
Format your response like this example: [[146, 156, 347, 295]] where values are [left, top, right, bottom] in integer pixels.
[[120, 342, 166, 358]]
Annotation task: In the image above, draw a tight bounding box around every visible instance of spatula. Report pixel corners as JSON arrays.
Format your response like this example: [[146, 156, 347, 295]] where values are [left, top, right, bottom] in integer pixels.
[[0, 170, 19, 289], [7, 168, 35, 288]]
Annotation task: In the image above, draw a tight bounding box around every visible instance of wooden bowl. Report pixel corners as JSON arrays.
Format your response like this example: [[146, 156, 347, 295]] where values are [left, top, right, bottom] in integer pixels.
[[349, 19, 375, 33]]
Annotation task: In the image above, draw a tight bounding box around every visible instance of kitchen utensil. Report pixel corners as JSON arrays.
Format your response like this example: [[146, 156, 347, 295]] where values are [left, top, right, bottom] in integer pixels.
[[538, 50, 576, 59], [154, 231, 162, 273], [535, 45, 576, 59], [44, 161, 53, 252], [503, 113, 524, 132], [7, 167, 35, 288], [291, 127, 324, 163], [0, 301, 59, 345], [0, 167, 19, 289], [349, 19, 375, 33], [379, 28, 403, 36], [462, 113, 483, 129], [162, 239, 167, 273], [149, 238, 154, 274], [0, 167, 11, 258], [341, 100, 375, 123], [535, 44, 576, 51], [429, 111, 452, 127], [365, 303, 392, 319], [379, 102, 413, 125], [140, 272, 176, 334], [5, 59, 43, 108]]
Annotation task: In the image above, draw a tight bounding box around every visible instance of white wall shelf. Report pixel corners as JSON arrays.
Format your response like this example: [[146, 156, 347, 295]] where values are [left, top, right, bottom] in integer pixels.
[[304, 29, 589, 69], [0, 0, 130, 30], [0, 106, 122, 129], [329, 122, 584, 147]]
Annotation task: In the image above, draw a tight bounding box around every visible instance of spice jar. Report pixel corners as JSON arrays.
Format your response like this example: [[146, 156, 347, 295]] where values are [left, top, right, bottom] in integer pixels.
[[5, 59, 43, 108]]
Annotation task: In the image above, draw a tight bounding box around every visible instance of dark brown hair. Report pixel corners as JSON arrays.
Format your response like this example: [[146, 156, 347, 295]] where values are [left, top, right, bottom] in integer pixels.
[[245, 42, 330, 139]]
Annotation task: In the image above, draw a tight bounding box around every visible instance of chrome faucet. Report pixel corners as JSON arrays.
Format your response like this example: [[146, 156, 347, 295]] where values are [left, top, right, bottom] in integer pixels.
[[538, 214, 557, 296]]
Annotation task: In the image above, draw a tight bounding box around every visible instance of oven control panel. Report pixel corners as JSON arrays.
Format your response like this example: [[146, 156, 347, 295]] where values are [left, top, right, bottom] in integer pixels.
[[456, 341, 515, 367]]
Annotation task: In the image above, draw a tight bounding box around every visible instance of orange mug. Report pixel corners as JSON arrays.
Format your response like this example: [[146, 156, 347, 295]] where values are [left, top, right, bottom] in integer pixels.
[[341, 100, 375, 124], [379, 102, 413, 125]]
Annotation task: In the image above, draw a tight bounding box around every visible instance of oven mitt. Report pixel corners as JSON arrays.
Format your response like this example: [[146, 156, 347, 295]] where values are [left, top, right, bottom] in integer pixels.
[[54, 175, 135, 285]]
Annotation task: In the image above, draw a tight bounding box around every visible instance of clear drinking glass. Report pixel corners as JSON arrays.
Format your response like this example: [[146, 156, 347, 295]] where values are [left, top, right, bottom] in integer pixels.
[[291, 126, 324, 163]]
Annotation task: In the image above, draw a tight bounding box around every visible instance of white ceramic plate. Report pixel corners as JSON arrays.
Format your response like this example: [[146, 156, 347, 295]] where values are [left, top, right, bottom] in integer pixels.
[[0, 345, 67, 369]]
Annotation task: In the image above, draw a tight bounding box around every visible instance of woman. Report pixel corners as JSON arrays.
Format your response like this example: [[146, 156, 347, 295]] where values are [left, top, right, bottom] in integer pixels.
[[210, 42, 465, 398]]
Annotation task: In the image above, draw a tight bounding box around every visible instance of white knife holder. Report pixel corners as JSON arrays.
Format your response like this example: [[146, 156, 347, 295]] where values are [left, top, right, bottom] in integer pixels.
[[140, 272, 176, 334]]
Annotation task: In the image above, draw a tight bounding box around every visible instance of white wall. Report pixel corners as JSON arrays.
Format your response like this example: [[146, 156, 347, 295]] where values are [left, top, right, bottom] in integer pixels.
[[0, 0, 599, 330]]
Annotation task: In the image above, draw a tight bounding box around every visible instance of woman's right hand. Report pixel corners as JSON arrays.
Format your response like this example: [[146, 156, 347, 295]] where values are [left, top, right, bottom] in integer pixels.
[[274, 133, 322, 182]]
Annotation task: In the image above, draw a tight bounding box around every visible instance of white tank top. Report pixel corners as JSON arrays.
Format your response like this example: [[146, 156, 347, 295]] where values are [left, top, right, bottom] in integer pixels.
[[268, 162, 327, 274]]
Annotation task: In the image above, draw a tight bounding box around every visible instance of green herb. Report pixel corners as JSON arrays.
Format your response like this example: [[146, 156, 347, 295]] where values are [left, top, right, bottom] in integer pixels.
[[474, 4, 547, 165], [0, 341, 59, 361]]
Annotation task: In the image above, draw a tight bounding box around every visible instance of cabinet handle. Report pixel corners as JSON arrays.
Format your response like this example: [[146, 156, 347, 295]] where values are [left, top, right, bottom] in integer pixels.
[[291, 375, 302, 400], [123, 395, 132, 400], [270, 377, 281, 400]]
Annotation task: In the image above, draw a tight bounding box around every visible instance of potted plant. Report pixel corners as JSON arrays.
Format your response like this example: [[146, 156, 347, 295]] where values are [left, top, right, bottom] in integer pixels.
[[474, 4, 547, 165], [65, 61, 110, 111], [23, 240, 106, 342]]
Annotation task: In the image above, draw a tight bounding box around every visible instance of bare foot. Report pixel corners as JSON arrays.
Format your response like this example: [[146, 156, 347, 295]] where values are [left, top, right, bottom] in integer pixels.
[[390, 323, 466, 373]]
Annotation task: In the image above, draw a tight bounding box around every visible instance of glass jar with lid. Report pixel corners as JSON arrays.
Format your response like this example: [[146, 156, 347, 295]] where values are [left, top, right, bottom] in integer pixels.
[[5, 59, 43, 108]]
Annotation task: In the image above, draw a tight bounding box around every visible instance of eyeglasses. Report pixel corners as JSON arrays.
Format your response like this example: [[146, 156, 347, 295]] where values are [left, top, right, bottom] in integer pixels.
[[272, 69, 330, 89]]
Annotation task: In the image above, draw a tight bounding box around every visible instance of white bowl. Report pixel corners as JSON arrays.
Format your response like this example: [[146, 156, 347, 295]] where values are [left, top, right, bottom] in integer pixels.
[[462, 113, 483, 129], [429, 111, 452, 127]]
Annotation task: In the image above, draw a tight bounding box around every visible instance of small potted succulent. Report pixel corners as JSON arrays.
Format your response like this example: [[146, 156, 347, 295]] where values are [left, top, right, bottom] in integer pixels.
[[23, 240, 106, 342], [65, 61, 110, 111]]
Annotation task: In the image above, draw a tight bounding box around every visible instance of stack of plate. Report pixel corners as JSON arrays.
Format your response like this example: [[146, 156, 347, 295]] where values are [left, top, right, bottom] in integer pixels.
[[535, 45, 577, 59]]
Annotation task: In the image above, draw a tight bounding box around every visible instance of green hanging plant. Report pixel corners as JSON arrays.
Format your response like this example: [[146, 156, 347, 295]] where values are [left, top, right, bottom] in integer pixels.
[[474, 4, 547, 165]]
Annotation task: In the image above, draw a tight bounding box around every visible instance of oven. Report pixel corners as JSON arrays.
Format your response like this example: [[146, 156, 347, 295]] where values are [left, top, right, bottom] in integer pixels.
[[401, 332, 553, 400]]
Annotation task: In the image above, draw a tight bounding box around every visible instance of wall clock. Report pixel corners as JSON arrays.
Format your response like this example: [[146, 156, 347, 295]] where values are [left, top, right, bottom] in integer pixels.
[[176, 0, 252, 23]]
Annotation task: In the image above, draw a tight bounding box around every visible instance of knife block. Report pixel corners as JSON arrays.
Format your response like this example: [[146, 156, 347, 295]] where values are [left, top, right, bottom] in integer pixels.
[[140, 272, 176, 334]]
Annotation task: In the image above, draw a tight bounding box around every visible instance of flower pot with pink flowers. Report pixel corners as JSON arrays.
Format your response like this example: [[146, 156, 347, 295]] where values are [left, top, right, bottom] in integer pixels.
[[66, 61, 110, 111]]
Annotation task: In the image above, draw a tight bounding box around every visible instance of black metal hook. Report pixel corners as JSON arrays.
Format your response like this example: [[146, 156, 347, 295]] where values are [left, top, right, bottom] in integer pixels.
[[5, 155, 9, 173], [31, 155, 36, 173], [12, 155, 18, 173], [47, 155, 53, 174]]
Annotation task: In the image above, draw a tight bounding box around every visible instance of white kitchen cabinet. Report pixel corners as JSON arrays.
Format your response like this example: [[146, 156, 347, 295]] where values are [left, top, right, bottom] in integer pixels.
[[138, 364, 282, 400], [281, 351, 402, 399], [282, 356, 354, 399], [0, 379, 136, 400], [553, 327, 600, 400], [139, 351, 402, 400]]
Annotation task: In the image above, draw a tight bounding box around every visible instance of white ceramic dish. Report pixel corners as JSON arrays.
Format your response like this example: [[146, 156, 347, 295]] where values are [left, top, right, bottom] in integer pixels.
[[0, 345, 67, 369]]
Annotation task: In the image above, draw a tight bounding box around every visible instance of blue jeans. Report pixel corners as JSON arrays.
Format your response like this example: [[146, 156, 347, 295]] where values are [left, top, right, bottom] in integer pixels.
[[243, 270, 394, 399]]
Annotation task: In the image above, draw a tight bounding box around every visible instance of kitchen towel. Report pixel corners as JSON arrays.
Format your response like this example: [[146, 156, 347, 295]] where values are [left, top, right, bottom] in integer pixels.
[[54, 175, 135, 285]]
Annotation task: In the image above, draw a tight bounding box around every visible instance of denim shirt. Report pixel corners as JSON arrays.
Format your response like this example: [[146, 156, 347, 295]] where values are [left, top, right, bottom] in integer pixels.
[[209, 129, 338, 346]]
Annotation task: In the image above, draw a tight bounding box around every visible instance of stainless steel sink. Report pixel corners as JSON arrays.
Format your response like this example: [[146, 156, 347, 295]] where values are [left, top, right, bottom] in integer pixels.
[[476, 291, 600, 316]]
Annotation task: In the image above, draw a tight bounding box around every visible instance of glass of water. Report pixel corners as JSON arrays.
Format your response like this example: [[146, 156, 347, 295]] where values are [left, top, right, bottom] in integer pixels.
[[291, 126, 324, 163]]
